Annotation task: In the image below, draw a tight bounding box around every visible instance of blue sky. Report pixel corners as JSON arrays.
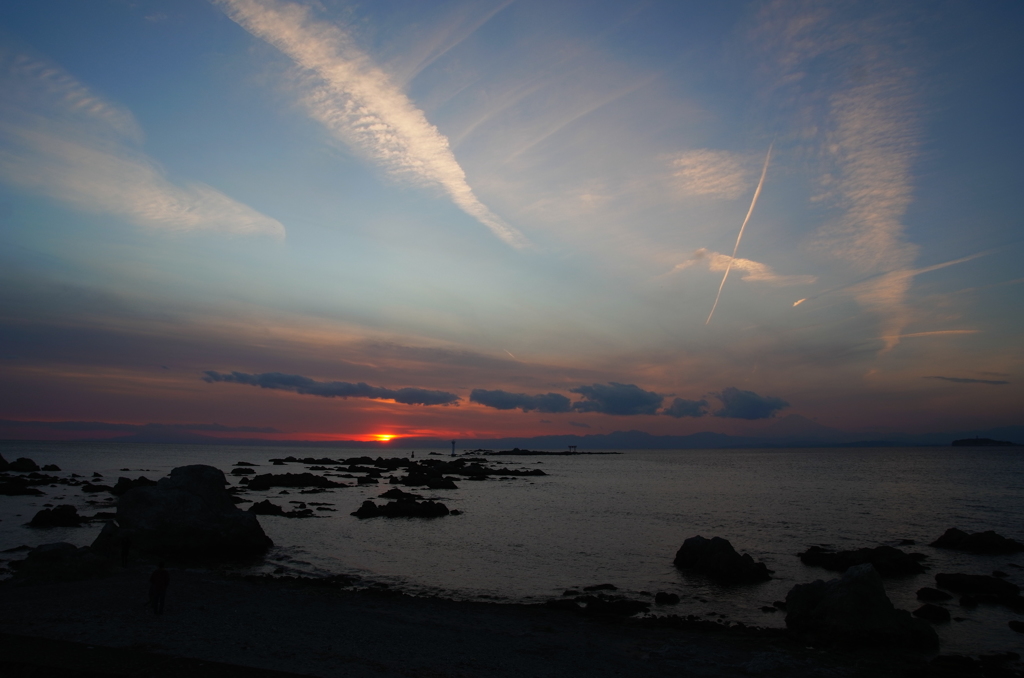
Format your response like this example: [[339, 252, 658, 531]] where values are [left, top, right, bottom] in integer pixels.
[[1, 0, 1021, 441]]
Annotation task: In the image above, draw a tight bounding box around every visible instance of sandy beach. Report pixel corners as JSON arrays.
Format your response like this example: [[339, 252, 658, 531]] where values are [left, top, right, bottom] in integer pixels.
[[0, 564, 941, 678]]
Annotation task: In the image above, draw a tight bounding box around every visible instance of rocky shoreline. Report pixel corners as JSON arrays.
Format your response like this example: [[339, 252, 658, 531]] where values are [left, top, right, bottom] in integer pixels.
[[0, 564, 986, 678], [4, 452, 1024, 676]]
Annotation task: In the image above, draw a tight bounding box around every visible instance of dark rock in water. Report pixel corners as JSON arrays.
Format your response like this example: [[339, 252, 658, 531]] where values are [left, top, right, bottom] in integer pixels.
[[959, 595, 978, 608], [357, 476, 378, 485], [41, 464, 61, 472], [9, 542, 114, 581], [234, 461, 258, 466], [773, 600, 787, 611], [760, 605, 777, 613], [81, 483, 114, 494], [913, 603, 951, 623], [583, 583, 617, 592], [0, 480, 45, 496], [798, 545, 926, 577], [1010, 621, 1024, 634], [935, 573, 1020, 596], [247, 500, 314, 518], [784, 563, 938, 649], [898, 539, 916, 546], [0, 452, 8, 471], [673, 535, 771, 584], [351, 499, 450, 518], [930, 528, 1024, 554], [8, 457, 40, 472], [231, 467, 256, 475], [655, 592, 680, 605], [92, 472, 103, 478], [916, 587, 953, 602], [29, 505, 84, 527], [92, 465, 272, 559], [111, 476, 157, 496], [246, 472, 345, 491], [248, 500, 286, 516], [563, 589, 581, 597], [379, 488, 422, 500]]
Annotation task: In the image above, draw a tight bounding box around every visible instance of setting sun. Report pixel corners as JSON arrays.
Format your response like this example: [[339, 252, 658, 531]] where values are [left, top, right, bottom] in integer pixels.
[[375, 434, 394, 442]]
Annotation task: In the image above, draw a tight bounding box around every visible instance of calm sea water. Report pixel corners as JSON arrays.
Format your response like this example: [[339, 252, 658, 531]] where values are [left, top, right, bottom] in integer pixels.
[[2, 441, 1023, 656]]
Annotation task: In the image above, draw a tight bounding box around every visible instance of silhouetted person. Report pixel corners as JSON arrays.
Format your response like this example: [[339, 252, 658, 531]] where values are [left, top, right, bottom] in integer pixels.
[[149, 562, 169, 615]]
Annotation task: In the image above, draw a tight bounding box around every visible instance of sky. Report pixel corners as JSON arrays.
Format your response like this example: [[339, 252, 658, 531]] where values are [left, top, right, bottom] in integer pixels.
[[0, 0, 1021, 444]]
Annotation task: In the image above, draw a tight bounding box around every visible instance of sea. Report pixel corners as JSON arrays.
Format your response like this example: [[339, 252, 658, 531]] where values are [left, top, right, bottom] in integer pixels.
[[2, 441, 1023, 657]]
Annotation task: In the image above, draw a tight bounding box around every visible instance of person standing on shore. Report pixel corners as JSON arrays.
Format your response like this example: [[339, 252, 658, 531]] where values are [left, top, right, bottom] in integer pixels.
[[149, 563, 169, 615]]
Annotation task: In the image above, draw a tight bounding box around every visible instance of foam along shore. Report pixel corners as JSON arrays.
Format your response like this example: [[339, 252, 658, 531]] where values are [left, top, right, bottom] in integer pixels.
[[0, 565, 956, 678]]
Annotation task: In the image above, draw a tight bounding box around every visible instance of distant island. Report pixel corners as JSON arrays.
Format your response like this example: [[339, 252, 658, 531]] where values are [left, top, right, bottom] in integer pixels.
[[951, 437, 1017, 447]]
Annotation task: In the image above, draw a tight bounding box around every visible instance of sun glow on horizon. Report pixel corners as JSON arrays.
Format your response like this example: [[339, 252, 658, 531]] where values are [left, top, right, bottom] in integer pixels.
[[375, 434, 395, 442]]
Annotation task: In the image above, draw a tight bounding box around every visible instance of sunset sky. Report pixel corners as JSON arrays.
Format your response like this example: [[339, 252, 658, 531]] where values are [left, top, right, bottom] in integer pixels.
[[1, 0, 1021, 443]]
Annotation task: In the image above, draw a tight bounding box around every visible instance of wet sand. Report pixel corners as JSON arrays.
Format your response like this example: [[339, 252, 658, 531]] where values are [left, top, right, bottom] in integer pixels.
[[0, 566, 926, 678]]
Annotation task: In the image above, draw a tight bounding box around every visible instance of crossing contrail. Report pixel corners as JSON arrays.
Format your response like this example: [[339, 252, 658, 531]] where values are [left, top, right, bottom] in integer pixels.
[[706, 142, 773, 325]]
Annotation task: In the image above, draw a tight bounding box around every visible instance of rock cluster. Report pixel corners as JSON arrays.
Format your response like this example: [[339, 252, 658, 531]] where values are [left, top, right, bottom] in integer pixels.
[[784, 563, 938, 649], [673, 536, 771, 584], [351, 499, 451, 519], [92, 465, 272, 559], [797, 545, 926, 576], [930, 528, 1024, 554]]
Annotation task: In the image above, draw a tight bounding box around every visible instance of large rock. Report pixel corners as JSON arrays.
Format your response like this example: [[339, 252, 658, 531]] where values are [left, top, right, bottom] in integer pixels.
[[673, 535, 771, 584], [10, 542, 114, 581], [785, 563, 938, 649], [29, 505, 85, 527], [0, 452, 8, 471], [798, 545, 926, 577], [92, 465, 272, 559], [930, 528, 1024, 554], [8, 457, 40, 472]]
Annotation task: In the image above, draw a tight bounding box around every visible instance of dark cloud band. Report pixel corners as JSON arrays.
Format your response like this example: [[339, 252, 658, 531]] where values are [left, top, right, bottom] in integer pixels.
[[712, 387, 788, 420], [570, 382, 664, 416], [203, 371, 460, 406], [470, 389, 571, 413]]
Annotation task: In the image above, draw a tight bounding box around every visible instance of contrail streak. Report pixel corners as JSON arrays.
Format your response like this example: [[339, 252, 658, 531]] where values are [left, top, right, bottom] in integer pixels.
[[705, 143, 773, 325]]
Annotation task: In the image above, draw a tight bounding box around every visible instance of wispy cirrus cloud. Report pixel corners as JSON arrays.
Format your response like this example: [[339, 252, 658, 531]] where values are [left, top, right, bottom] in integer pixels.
[[670, 149, 751, 200], [754, 2, 921, 350], [203, 370, 460, 406], [0, 50, 285, 238], [217, 0, 528, 249], [671, 248, 816, 285]]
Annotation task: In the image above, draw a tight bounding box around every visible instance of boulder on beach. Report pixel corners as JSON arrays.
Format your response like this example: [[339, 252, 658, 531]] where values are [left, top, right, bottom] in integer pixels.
[[798, 545, 926, 577], [785, 563, 938, 649], [930, 528, 1024, 554], [8, 457, 40, 472], [91, 465, 272, 559], [10, 542, 114, 582], [0, 452, 8, 471], [111, 476, 158, 496], [673, 535, 771, 584], [351, 499, 450, 519], [29, 505, 85, 528]]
